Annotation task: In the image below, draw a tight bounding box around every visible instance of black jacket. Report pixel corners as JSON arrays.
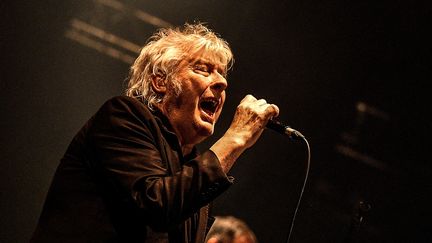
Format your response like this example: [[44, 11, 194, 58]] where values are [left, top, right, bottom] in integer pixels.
[[31, 96, 233, 243]]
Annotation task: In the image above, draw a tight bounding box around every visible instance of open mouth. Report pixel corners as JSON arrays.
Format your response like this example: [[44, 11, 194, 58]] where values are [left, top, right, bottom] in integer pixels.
[[199, 97, 219, 119]]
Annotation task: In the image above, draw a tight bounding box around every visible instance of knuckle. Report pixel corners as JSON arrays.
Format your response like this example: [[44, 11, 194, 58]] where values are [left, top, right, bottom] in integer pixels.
[[237, 103, 250, 112], [246, 94, 256, 100]]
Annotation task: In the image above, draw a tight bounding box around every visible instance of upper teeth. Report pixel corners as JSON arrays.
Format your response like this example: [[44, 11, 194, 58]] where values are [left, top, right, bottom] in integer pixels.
[[202, 98, 218, 107], [208, 99, 217, 107]]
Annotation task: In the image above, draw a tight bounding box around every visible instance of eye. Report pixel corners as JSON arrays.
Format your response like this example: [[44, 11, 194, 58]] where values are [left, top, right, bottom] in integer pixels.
[[193, 64, 210, 75]]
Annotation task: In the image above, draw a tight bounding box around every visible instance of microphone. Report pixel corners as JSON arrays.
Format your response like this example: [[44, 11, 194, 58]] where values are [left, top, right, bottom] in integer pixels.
[[266, 119, 305, 140]]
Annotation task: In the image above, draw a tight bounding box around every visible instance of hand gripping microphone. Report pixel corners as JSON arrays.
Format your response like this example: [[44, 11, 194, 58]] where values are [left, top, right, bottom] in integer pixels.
[[266, 119, 305, 140]]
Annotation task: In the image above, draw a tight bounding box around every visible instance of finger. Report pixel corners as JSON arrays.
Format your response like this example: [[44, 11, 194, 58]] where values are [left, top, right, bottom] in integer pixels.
[[265, 104, 280, 118], [256, 99, 267, 106], [240, 94, 256, 103]]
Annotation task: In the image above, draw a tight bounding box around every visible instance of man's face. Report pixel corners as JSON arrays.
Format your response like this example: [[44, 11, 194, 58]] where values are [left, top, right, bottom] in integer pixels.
[[161, 52, 228, 148], [206, 235, 255, 243]]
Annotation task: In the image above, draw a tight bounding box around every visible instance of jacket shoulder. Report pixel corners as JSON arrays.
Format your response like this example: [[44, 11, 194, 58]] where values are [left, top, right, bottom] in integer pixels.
[[99, 96, 152, 117]]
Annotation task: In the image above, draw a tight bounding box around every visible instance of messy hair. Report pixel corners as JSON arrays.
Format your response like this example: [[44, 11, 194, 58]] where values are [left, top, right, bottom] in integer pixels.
[[205, 216, 258, 243], [126, 22, 234, 110]]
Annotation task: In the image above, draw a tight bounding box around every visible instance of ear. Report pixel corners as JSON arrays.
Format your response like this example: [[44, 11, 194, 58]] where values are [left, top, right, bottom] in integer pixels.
[[151, 73, 167, 95]]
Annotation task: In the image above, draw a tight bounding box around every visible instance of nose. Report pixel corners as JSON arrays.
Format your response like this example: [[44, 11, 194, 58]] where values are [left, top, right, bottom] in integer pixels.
[[210, 74, 228, 93]]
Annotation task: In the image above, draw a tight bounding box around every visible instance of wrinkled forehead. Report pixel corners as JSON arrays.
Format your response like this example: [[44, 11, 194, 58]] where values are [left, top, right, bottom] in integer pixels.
[[191, 51, 224, 66], [184, 39, 232, 70]]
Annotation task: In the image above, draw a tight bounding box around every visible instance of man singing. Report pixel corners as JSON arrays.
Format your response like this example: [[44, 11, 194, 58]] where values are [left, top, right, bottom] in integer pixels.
[[31, 22, 279, 243]]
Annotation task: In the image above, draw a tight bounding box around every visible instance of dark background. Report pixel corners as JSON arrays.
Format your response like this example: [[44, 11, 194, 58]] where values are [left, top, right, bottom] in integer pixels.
[[1, 1, 431, 242]]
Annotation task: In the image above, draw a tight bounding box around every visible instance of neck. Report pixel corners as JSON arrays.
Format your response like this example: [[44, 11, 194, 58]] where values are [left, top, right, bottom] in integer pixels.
[[181, 144, 194, 156], [154, 103, 199, 156]]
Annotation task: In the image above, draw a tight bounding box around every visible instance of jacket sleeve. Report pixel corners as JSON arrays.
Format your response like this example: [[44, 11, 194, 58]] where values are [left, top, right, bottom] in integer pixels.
[[87, 96, 233, 229]]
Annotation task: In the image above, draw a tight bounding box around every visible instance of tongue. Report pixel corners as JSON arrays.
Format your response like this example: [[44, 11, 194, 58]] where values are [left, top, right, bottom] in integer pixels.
[[201, 107, 214, 116], [200, 101, 215, 115]]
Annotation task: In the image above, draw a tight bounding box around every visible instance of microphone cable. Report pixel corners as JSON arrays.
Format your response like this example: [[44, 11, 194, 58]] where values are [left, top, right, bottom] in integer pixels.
[[285, 135, 311, 243]]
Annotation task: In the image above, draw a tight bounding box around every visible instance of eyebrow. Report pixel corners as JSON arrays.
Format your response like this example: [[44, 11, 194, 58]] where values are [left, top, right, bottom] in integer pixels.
[[192, 59, 227, 76], [191, 59, 210, 65]]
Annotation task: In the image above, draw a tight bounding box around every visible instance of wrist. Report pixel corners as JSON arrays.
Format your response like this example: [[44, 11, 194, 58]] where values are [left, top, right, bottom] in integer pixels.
[[210, 133, 247, 173]]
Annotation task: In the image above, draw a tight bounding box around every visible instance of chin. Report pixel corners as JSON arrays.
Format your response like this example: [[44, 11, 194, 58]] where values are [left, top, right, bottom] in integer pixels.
[[201, 125, 214, 137], [196, 121, 214, 137]]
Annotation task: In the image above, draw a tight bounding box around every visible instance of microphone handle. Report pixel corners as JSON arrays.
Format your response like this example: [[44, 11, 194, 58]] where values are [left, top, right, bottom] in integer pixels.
[[266, 119, 288, 134], [266, 119, 305, 140]]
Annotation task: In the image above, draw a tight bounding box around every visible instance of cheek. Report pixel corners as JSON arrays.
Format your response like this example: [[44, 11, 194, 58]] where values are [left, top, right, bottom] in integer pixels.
[[220, 93, 226, 106], [216, 96, 226, 118]]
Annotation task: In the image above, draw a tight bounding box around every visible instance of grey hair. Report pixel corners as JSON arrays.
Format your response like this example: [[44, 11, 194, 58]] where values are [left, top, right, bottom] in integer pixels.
[[205, 216, 258, 243], [126, 22, 234, 110]]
